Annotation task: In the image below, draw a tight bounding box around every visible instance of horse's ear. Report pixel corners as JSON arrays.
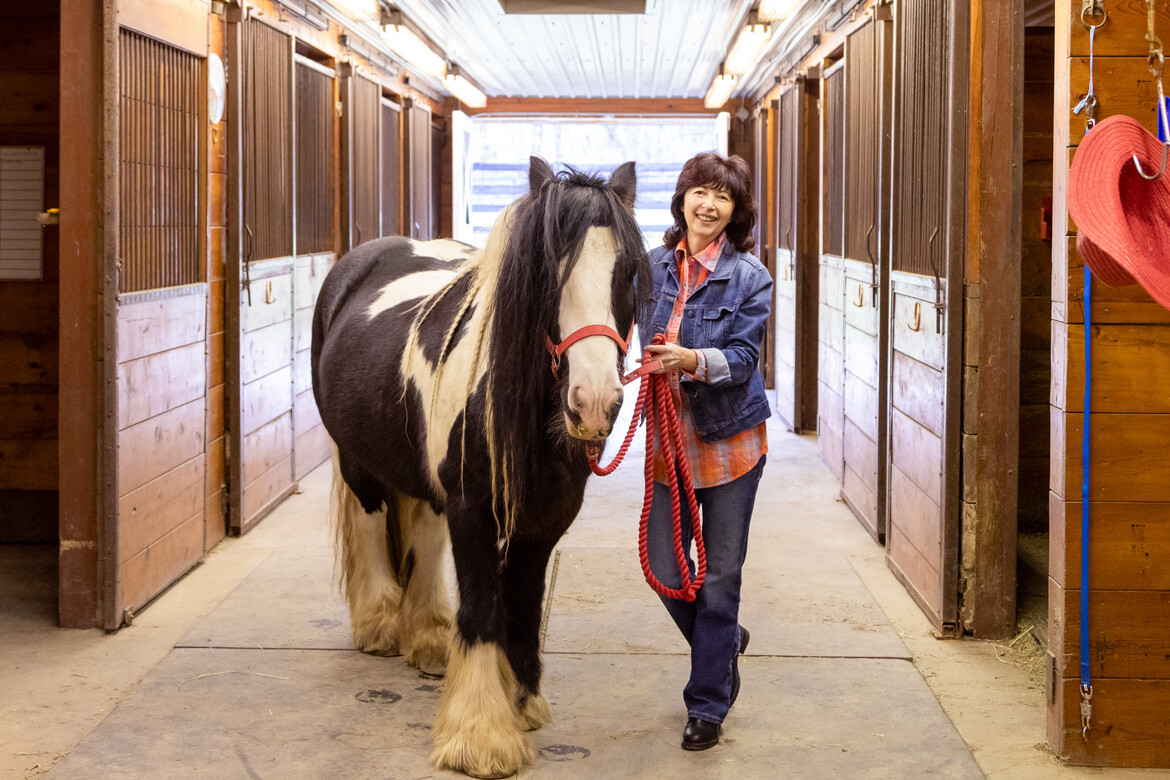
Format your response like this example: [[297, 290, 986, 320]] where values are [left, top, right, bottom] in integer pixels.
[[529, 156, 555, 195], [609, 161, 637, 211]]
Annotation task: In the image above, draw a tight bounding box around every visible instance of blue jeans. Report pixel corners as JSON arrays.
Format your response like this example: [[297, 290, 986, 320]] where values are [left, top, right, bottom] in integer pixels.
[[646, 455, 765, 724]]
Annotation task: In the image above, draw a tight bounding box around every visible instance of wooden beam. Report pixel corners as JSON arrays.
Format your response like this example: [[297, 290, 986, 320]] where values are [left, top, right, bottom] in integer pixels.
[[459, 97, 720, 115]]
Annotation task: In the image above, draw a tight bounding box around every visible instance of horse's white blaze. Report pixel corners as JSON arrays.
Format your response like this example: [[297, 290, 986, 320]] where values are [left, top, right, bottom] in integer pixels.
[[558, 226, 623, 439], [366, 268, 458, 320]]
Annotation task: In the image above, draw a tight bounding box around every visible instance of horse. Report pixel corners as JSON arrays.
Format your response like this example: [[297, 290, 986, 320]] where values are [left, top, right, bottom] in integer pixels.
[[310, 156, 648, 778]]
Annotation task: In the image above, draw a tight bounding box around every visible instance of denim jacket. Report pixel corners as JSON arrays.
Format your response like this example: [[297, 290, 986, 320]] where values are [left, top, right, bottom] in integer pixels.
[[638, 240, 773, 442]]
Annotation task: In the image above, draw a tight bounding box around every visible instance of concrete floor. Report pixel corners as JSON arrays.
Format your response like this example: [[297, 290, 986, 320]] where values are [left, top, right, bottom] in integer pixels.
[[3, 416, 1169, 779]]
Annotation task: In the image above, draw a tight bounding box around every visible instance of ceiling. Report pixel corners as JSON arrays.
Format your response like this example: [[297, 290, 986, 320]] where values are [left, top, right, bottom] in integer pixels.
[[390, 0, 757, 100], [326, 1, 1061, 105]]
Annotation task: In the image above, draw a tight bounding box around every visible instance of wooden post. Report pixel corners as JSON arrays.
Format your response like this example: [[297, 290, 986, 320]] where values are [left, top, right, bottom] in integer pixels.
[[967, 0, 1023, 639]]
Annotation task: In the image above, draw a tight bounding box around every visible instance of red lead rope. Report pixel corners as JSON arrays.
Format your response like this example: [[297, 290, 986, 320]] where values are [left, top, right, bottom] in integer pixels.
[[588, 334, 706, 602]]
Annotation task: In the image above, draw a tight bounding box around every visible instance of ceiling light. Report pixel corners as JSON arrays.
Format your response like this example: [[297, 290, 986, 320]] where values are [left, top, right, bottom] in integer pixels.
[[326, 0, 378, 22], [381, 13, 446, 77], [704, 66, 737, 110], [444, 67, 487, 108], [725, 17, 772, 75], [758, 0, 802, 22]]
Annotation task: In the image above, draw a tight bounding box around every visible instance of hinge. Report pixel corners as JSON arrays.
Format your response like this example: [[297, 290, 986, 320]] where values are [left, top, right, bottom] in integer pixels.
[[1047, 653, 1058, 706], [336, 100, 344, 118], [123, 606, 135, 627]]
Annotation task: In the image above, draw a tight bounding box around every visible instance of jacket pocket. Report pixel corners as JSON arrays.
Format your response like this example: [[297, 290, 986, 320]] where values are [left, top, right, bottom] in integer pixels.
[[701, 302, 738, 347]]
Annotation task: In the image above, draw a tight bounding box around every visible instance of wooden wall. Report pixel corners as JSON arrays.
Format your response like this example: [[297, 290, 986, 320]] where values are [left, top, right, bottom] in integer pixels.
[[0, 3, 60, 542], [294, 255, 332, 480], [1049, 2, 1170, 765]]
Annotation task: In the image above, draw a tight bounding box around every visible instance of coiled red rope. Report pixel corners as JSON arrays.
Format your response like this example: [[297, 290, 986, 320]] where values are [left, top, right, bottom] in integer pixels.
[[588, 335, 706, 602]]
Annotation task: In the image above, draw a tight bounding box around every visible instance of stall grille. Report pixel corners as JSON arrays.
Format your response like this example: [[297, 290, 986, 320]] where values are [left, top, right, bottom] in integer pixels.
[[822, 64, 845, 258], [118, 30, 200, 293], [295, 59, 334, 255], [243, 19, 293, 262], [892, 0, 949, 277]]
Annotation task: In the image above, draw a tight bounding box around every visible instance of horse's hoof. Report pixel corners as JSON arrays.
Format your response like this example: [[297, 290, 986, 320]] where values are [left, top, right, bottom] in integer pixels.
[[516, 691, 551, 731], [352, 623, 400, 656], [430, 731, 532, 780]]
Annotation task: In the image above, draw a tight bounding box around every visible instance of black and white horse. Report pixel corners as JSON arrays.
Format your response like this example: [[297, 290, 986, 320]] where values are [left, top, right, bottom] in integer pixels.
[[311, 157, 647, 778]]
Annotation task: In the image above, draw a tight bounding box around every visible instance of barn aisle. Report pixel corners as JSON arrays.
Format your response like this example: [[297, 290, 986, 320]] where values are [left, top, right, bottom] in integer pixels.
[[26, 409, 989, 780]]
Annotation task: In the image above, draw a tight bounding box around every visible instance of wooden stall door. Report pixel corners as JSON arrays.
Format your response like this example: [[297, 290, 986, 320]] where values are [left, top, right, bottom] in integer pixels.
[[884, 0, 964, 634], [404, 98, 432, 240], [381, 98, 401, 236], [817, 60, 846, 481], [226, 16, 296, 533], [293, 56, 336, 481], [341, 68, 379, 253], [113, 30, 206, 622], [840, 18, 893, 543]]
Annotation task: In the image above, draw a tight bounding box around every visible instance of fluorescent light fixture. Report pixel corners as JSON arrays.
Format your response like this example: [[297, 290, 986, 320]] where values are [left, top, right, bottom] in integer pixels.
[[444, 67, 487, 108], [326, 0, 378, 22], [381, 15, 446, 77], [758, 0, 802, 22], [704, 67, 737, 109], [725, 18, 772, 75]]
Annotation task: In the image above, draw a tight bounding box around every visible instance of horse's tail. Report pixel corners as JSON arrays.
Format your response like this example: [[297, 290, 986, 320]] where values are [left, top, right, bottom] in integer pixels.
[[330, 448, 406, 655]]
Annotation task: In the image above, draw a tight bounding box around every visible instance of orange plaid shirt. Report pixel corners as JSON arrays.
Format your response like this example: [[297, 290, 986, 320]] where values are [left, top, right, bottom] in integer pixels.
[[653, 235, 768, 488]]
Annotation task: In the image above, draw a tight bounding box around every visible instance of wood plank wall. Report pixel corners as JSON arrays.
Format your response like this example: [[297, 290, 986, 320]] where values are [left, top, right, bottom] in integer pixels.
[[0, 3, 60, 542], [1049, 2, 1170, 765]]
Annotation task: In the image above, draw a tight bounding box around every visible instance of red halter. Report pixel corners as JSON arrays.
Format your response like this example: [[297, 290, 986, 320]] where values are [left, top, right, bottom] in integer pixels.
[[545, 324, 634, 380]]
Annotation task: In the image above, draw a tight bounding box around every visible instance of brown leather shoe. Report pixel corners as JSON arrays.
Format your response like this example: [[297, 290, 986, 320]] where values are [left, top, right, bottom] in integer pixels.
[[681, 717, 721, 750], [730, 627, 750, 708]]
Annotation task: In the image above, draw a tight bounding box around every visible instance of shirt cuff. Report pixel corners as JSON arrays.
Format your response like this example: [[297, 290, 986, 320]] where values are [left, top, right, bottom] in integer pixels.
[[697, 348, 730, 385], [685, 349, 707, 382]]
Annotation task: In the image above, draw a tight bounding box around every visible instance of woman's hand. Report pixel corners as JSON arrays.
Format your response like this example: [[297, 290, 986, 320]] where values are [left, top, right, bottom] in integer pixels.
[[641, 342, 699, 374]]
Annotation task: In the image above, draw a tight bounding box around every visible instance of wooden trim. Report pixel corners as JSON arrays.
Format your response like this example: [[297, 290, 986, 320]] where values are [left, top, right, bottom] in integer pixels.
[[294, 53, 335, 79], [458, 97, 719, 116], [225, 10, 245, 534]]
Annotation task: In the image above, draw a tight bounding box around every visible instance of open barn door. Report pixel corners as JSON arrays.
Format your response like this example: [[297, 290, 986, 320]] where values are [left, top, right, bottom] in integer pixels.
[[774, 79, 819, 433], [884, 0, 966, 634], [225, 14, 297, 534], [839, 16, 894, 542]]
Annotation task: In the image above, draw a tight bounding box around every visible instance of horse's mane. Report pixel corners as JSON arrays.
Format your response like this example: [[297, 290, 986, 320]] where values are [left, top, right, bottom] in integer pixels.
[[481, 166, 648, 538]]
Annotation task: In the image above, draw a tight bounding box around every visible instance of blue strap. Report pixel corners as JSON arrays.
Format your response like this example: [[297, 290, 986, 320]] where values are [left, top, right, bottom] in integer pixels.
[[1078, 23, 1096, 702], [1080, 267, 1092, 691]]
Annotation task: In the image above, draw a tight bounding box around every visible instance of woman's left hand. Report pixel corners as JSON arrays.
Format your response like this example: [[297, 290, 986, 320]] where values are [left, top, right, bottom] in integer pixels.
[[641, 342, 699, 374]]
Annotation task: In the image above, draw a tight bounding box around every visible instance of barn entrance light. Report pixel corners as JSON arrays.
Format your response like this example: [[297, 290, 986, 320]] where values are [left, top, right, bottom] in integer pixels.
[[704, 64, 737, 110], [758, 0, 802, 22], [444, 66, 487, 108], [380, 9, 446, 77], [725, 13, 772, 75]]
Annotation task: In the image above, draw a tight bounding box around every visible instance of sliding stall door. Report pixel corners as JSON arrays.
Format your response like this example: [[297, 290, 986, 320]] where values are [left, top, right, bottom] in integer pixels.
[[293, 56, 336, 481], [886, 0, 965, 634], [840, 18, 893, 542], [226, 17, 296, 533], [404, 98, 432, 240], [113, 29, 206, 620]]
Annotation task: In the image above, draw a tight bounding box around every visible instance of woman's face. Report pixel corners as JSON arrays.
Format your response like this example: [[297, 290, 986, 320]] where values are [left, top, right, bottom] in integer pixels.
[[682, 184, 735, 251]]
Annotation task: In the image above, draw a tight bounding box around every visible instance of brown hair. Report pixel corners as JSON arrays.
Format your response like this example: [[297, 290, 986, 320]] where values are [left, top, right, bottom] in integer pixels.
[[662, 151, 758, 253]]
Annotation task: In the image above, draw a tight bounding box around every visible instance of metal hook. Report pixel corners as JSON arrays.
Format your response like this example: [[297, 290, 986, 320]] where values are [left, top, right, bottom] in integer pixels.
[[866, 224, 878, 306], [1134, 62, 1170, 180], [1081, 0, 1106, 30], [908, 301, 922, 332], [854, 285, 864, 308]]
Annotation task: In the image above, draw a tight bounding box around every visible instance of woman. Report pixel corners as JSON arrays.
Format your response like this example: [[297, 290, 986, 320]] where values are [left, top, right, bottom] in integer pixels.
[[638, 151, 771, 751]]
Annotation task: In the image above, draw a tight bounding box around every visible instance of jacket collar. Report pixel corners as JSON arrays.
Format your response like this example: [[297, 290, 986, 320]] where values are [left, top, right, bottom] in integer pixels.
[[654, 238, 739, 284]]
